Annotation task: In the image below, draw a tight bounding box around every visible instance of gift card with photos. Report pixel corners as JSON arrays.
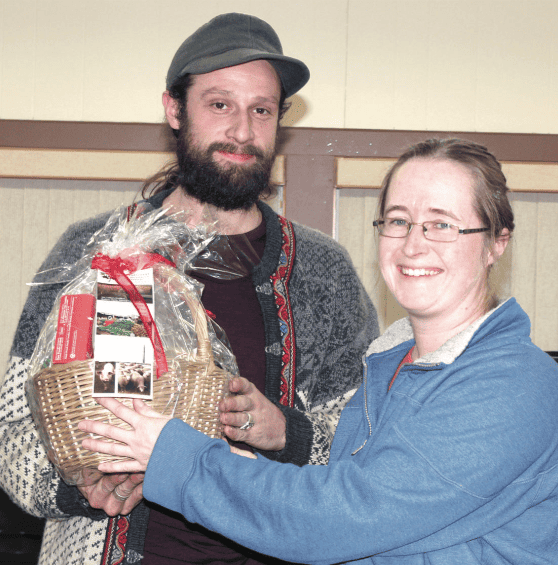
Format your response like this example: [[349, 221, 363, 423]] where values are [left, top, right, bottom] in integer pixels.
[[93, 269, 155, 399]]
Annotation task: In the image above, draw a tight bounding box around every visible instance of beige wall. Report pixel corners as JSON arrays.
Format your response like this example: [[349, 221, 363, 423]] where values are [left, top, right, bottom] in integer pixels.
[[1, 0, 557, 133], [0, 180, 141, 373], [2, 1, 558, 369]]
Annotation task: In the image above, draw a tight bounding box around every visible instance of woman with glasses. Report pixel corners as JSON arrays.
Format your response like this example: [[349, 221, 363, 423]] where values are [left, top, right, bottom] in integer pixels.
[[80, 139, 558, 565]]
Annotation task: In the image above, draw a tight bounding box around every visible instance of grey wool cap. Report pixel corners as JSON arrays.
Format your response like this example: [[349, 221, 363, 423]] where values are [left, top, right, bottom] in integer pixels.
[[166, 12, 310, 98]]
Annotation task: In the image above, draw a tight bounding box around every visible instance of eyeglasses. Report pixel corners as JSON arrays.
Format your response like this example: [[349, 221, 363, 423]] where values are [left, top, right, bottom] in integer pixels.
[[373, 218, 489, 242]]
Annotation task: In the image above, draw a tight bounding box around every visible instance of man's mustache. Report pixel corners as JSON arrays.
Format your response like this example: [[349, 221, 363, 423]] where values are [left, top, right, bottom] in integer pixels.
[[207, 142, 266, 160]]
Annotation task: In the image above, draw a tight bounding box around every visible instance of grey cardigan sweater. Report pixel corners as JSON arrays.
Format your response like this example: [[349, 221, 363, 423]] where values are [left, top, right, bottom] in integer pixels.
[[0, 192, 378, 564]]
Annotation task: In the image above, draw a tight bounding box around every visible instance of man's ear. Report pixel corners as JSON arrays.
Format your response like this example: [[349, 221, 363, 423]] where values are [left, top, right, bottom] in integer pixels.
[[487, 228, 511, 266], [162, 91, 180, 130]]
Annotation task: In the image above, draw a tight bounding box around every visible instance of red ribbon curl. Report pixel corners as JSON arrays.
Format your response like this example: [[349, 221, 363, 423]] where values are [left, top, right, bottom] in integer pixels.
[[91, 251, 175, 378]]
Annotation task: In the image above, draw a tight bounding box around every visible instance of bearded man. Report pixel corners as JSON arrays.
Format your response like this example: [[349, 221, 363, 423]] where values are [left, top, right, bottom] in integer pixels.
[[0, 13, 378, 565]]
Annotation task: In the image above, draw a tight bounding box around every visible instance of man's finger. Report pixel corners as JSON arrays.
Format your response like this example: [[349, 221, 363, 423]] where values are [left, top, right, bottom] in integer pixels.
[[228, 376, 252, 394], [219, 395, 251, 414]]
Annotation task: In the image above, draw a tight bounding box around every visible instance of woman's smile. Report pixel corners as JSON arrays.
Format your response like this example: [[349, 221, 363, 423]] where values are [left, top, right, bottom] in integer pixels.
[[399, 266, 442, 277]]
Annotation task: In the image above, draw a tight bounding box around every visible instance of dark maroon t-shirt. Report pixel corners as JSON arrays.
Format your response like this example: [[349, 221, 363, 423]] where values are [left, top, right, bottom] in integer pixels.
[[142, 220, 286, 564]]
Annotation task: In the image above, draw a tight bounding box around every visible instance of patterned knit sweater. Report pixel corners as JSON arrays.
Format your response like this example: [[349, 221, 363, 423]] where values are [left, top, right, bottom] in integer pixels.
[[0, 194, 378, 565]]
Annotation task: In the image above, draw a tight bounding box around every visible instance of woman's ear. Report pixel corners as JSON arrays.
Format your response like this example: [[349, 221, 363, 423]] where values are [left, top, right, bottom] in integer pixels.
[[486, 228, 511, 266], [162, 91, 181, 130]]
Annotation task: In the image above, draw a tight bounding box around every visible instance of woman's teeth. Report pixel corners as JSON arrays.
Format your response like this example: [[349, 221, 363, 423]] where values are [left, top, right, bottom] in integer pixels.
[[401, 268, 439, 277]]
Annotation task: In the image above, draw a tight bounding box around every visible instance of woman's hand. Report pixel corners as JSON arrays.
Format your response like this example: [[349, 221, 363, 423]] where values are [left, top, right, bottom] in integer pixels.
[[219, 376, 286, 451], [79, 397, 171, 474]]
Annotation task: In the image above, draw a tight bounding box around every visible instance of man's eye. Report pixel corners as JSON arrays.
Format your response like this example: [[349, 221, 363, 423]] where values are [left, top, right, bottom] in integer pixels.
[[254, 107, 271, 115], [212, 102, 228, 110]]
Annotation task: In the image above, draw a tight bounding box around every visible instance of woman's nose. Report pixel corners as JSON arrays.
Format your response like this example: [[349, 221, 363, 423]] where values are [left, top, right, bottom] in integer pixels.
[[402, 224, 429, 256]]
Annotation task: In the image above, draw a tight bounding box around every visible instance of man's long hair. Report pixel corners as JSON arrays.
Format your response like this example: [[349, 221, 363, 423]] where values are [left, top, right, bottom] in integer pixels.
[[142, 73, 290, 201]]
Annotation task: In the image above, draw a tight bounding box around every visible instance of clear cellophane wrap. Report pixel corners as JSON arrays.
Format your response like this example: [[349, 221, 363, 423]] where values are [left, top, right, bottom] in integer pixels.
[[26, 204, 243, 485]]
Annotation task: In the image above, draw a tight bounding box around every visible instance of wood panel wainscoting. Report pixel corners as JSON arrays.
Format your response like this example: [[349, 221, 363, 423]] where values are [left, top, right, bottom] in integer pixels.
[[2, 121, 558, 344], [0, 120, 557, 560]]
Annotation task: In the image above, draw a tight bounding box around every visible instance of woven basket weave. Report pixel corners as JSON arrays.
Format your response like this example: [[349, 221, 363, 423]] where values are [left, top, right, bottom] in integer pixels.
[[29, 266, 231, 484]]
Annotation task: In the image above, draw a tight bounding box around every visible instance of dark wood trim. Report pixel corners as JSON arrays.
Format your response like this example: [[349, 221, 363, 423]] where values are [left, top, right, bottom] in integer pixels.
[[278, 128, 558, 163], [0, 120, 176, 152], [2, 120, 558, 162]]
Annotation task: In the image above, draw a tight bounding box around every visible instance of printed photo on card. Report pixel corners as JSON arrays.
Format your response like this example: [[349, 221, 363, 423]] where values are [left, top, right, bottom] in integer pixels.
[[116, 362, 152, 396], [96, 311, 148, 338], [94, 361, 116, 394], [93, 361, 153, 397]]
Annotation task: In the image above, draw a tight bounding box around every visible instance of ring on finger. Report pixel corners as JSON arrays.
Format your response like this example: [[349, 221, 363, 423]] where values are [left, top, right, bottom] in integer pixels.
[[239, 412, 255, 430], [113, 487, 130, 502]]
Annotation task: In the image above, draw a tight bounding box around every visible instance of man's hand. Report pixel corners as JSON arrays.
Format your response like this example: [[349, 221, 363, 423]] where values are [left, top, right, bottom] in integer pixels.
[[77, 471, 144, 517], [219, 377, 286, 451]]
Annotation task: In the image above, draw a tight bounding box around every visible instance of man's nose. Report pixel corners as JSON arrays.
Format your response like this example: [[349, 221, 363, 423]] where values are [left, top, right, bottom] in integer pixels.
[[226, 110, 255, 145]]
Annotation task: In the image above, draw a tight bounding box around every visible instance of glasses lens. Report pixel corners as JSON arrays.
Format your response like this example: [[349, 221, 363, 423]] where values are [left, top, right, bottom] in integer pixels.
[[423, 222, 458, 242], [380, 218, 409, 238]]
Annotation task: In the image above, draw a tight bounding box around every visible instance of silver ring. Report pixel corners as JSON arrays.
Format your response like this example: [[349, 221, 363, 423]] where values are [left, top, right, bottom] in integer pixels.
[[239, 412, 255, 430], [113, 487, 129, 502]]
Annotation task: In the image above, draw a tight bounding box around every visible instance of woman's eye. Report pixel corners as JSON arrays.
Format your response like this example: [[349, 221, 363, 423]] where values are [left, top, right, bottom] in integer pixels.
[[433, 222, 452, 230], [387, 218, 408, 227]]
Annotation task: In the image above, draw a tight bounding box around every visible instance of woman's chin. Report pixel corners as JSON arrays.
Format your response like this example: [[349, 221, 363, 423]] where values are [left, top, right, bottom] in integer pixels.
[[392, 293, 440, 318]]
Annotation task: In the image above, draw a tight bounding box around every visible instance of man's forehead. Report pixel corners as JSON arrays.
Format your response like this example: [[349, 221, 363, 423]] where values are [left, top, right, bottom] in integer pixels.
[[189, 60, 281, 97]]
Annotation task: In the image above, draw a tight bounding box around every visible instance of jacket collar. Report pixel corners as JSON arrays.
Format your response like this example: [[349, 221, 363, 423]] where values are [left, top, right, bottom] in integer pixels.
[[365, 298, 514, 365]]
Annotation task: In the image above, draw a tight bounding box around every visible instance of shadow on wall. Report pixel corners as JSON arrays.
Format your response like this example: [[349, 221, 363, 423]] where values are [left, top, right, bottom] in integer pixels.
[[281, 94, 308, 127]]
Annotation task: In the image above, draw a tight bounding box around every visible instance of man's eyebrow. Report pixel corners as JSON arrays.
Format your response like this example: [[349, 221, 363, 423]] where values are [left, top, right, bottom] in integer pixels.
[[254, 95, 280, 106], [200, 88, 279, 105], [200, 88, 232, 98]]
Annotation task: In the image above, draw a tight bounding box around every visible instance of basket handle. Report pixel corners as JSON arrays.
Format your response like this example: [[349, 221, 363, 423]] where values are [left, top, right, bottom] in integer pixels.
[[155, 265, 215, 371]]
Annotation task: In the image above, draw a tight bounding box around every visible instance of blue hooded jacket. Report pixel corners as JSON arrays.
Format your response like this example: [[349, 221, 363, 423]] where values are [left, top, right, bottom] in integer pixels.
[[144, 299, 558, 564]]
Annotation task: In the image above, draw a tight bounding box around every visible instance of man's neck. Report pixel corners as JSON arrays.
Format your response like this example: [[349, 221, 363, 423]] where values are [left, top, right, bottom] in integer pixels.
[[162, 189, 262, 235]]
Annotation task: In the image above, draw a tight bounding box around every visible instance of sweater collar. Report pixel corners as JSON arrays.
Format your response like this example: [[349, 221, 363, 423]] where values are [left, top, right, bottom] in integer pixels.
[[145, 186, 173, 210]]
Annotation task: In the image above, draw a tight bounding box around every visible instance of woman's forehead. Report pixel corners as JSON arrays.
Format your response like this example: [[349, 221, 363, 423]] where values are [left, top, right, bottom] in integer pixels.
[[387, 158, 476, 215]]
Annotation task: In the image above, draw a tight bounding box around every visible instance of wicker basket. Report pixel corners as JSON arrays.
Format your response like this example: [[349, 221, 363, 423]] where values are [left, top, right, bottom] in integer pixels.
[[29, 266, 231, 485]]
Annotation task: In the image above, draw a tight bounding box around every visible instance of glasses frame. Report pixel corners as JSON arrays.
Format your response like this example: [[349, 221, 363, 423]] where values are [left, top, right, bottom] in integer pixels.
[[372, 219, 489, 242]]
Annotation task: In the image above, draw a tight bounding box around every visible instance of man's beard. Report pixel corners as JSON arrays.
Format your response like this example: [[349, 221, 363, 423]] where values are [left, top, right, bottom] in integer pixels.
[[175, 122, 277, 211]]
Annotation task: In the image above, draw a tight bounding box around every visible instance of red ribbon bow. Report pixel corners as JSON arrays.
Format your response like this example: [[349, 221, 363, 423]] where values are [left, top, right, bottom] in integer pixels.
[[91, 251, 175, 378]]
